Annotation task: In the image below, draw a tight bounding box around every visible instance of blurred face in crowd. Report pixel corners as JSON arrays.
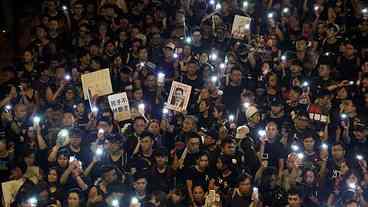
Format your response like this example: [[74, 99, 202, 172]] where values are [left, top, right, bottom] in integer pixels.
[[343, 44, 354, 57], [163, 46, 174, 59], [24, 51, 33, 63], [192, 31, 201, 44], [67, 192, 80, 207], [48, 169, 58, 183], [63, 112, 75, 127], [65, 89, 76, 101], [134, 119, 146, 134], [104, 169, 117, 184], [266, 122, 278, 140], [230, 69, 242, 85], [145, 75, 156, 89], [332, 144, 345, 161], [353, 128, 366, 141], [47, 0, 57, 12], [193, 186, 205, 203], [134, 178, 147, 193], [199, 101, 209, 113], [57, 154, 68, 168], [73, 3, 84, 16], [138, 48, 148, 61], [15, 104, 28, 120], [222, 142, 235, 156], [182, 117, 195, 132], [318, 64, 330, 78], [197, 154, 209, 170], [140, 137, 153, 153], [187, 137, 200, 153], [288, 194, 302, 207], [133, 89, 143, 101], [107, 140, 120, 153], [55, 66, 66, 80], [187, 62, 198, 76], [148, 121, 160, 135], [70, 135, 81, 148], [155, 155, 167, 168], [303, 137, 315, 152], [238, 177, 252, 194], [304, 170, 316, 185]]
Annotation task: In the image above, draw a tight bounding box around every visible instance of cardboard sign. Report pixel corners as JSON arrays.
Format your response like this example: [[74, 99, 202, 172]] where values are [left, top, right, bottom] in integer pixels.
[[108, 92, 131, 121], [2, 179, 25, 207], [166, 81, 192, 112], [231, 15, 251, 39], [81, 68, 113, 100]]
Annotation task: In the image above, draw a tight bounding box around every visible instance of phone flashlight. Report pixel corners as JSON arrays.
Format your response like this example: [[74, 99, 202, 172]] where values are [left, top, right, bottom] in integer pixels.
[[33, 116, 41, 125], [139, 62, 145, 67], [211, 76, 218, 83], [138, 103, 145, 110], [291, 144, 299, 151], [243, 1, 248, 8], [73, 104, 77, 109], [131, 197, 139, 205], [98, 128, 104, 134], [4, 104, 12, 112], [112, 199, 119, 207], [28, 197, 38, 206], [64, 74, 71, 81], [2, 30, 6, 33], [348, 182, 357, 190], [297, 152, 304, 159], [349, 81, 354, 85], [219, 63, 226, 69], [185, 37, 192, 44], [281, 55, 287, 61], [321, 143, 328, 150], [362, 8, 368, 14], [96, 147, 103, 156], [163, 108, 169, 114], [210, 52, 218, 61], [92, 106, 99, 113], [267, 12, 274, 19], [283, 8, 289, 14], [340, 113, 348, 119], [357, 154, 364, 161], [209, 0, 215, 5], [157, 72, 165, 83], [314, 6, 319, 11], [258, 130, 266, 137], [60, 129, 69, 137], [69, 156, 76, 162], [302, 81, 309, 87], [228, 114, 235, 122], [173, 53, 178, 59], [62, 5, 68, 11], [215, 3, 221, 10], [243, 102, 250, 108]]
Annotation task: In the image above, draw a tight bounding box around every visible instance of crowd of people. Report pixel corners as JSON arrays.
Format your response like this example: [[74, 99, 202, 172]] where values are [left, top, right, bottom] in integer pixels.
[[1, 0, 368, 206]]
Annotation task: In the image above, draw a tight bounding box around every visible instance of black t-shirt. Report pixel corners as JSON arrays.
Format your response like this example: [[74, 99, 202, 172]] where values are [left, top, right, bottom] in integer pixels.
[[260, 140, 286, 168], [148, 166, 175, 193], [185, 166, 212, 190]]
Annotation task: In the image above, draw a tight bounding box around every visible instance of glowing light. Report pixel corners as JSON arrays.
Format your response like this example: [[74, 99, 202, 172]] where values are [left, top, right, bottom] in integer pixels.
[[211, 76, 218, 83], [33, 116, 41, 124], [228, 114, 235, 122], [215, 3, 221, 10], [297, 152, 304, 159], [258, 130, 266, 137], [65, 74, 71, 81], [283, 8, 289, 14], [185, 37, 192, 44], [96, 147, 103, 156], [112, 199, 119, 207], [357, 154, 364, 161], [243, 102, 250, 108], [321, 143, 328, 149], [291, 144, 299, 151]]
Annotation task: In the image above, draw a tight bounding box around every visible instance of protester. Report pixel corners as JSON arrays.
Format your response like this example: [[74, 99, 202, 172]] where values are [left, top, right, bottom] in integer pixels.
[[0, 0, 368, 206]]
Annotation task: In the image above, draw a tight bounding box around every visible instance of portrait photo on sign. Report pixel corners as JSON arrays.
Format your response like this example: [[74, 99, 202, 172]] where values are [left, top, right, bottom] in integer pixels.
[[166, 81, 192, 112]]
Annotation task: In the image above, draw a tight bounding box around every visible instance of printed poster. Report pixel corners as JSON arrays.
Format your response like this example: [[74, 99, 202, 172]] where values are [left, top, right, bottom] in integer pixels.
[[231, 15, 251, 39], [166, 81, 192, 112], [108, 92, 131, 121], [81, 68, 113, 100]]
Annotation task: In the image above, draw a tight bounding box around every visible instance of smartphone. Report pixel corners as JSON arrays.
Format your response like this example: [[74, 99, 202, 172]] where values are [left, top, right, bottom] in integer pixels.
[[69, 156, 76, 163], [261, 153, 269, 160]]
